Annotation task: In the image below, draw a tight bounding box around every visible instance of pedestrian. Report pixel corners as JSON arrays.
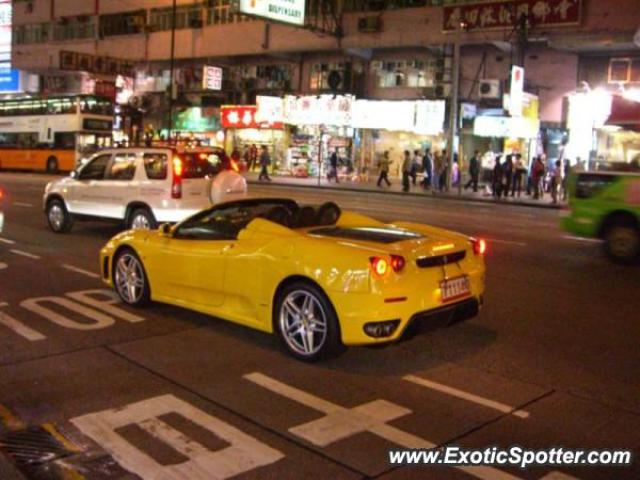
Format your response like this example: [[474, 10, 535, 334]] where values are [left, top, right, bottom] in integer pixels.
[[503, 155, 514, 197], [377, 151, 391, 187], [464, 149, 480, 192], [511, 153, 526, 197], [492, 155, 504, 198], [401, 150, 412, 192], [551, 159, 562, 204], [562, 159, 571, 201], [439, 149, 449, 192], [328, 150, 339, 183], [531, 156, 545, 200], [258, 145, 272, 181], [432, 151, 442, 190], [249, 143, 258, 171], [421, 148, 433, 189], [411, 150, 421, 186]]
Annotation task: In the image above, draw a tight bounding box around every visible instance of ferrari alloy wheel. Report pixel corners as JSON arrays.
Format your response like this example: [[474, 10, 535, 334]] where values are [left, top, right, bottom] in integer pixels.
[[275, 282, 343, 362], [114, 250, 150, 306], [604, 223, 640, 264], [46, 198, 73, 233]]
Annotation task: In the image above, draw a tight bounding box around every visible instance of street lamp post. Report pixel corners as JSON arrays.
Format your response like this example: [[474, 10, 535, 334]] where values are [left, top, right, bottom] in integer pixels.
[[167, 0, 177, 140]]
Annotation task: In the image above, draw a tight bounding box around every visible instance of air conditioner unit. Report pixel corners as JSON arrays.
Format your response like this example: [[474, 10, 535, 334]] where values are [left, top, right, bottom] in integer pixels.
[[479, 79, 501, 99], [358, 16, 382, 33]]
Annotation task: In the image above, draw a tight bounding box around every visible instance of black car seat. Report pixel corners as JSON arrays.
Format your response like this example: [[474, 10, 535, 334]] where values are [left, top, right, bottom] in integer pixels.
[[292, 206, 317, 228], [263, 205, 293, 228], [315, 202, 341, 226]]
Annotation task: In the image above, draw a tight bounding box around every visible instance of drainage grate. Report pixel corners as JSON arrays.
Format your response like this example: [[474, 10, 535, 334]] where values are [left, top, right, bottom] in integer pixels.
[[0, 425, 73, 473]]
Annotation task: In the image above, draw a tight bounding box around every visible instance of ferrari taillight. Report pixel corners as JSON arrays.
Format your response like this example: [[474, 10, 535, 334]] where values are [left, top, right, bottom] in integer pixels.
[[472, 238, 487, 256], [171, 156, 183, 199], [390, 255, 405, 272], [370, 255, 405, 278]]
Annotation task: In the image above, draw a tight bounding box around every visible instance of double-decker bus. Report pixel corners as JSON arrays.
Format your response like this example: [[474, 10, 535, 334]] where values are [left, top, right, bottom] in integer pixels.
[[0, 95, 114, 172]]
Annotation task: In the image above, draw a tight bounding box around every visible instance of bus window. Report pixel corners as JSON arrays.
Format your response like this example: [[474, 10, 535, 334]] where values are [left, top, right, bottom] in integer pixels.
[[54, 132, 76, 149]]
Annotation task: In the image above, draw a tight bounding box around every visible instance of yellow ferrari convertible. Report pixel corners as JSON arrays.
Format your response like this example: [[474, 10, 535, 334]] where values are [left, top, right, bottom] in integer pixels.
[[100, 198, 486, 361]]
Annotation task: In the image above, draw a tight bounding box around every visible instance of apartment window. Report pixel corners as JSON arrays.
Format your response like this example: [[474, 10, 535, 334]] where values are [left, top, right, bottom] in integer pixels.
[[230, 64, 291, 90], [52, 17, 96, 41], [99, 10, 146, 37], [373, 60, 438, 88], [310, 63, 352, 91], [150, 4, 202, 31], [13, 23, 49, 44], [205, 0, 252, 25]]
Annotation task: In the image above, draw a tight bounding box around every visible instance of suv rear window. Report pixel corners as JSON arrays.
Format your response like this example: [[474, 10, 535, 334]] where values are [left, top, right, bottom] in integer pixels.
[[575, 173, 618, 199], [182, 152, 226, 179], [143, 153, 168, 180]]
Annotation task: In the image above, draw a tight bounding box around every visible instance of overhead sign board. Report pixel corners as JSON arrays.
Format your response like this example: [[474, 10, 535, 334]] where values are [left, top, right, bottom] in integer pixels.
[[509, 65, 524, 117], [202, 65, 223, 91], [238, 0, 306, 26], [0, 0, 19, 93], [474, 115, 539, 139], [221, 105, 284, 129], [443, 0, 581, 32]]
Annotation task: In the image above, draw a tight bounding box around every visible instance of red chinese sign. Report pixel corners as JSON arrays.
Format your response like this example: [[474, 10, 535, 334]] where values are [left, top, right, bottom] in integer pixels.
[[443, 0, 581, 32], [220, 105, 284, 130]]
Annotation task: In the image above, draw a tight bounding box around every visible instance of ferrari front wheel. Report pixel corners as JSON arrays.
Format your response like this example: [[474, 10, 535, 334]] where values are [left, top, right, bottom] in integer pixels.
[[114, 249, 150, 307], [275, 282, 343, 362]]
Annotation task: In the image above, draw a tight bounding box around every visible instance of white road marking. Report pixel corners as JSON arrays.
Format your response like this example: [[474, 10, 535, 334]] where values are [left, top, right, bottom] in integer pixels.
[[67, 289, 144, 323], [62, 264, 100, 279], [0, 262, 7, 270], [0, 310, 46, 341], [71, 394, 284, 480], [10, 249, 41, 259], [562, 235, 601, 244], [244, 372, 521, 480], [12, 202, 34, 208], [21, 296, 115, 330], [403, 375, 530, 419], [0, 237, 15, 245], [483, 238, 527, 247]]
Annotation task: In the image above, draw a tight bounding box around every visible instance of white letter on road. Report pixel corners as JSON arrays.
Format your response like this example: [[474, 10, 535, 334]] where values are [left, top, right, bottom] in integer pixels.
[[20, 296, 114, 330], [70, 394, 284, 480]]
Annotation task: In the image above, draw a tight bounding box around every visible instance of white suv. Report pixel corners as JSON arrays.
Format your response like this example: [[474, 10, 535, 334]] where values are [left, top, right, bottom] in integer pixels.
[[43, 147, 247, 233]]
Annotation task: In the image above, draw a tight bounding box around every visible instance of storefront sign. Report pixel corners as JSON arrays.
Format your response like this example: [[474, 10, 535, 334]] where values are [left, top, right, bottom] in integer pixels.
[[0, 0, 19, 93], [221, 105, 283, 129], [237, 0, 305, 26], [509, 66, 524, 117], [351, 100, 415, 131], [60, 51, 135, 77], [283, 95, 353, 127], [202, 66, 223, 91], [414, 100, 446, 135], [256, 96, 284, 123], [95, 80, 117, 101], [443, 0, 581, 32], [473, 115, 539, 138]]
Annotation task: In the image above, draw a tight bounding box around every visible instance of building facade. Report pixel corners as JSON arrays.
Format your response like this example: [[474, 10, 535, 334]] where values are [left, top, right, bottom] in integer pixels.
[[10, 0, 640, 175]]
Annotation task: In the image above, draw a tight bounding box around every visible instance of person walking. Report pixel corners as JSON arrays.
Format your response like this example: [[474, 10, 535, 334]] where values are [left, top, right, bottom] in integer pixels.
[[464, 150, 480, 192], [511, 153, 526, 197], [551, 159, 562, 204], [492, 155, 504, 198], [411, 150, 421, 186], [258, 145, 272, 181], [421, 148, 433, 189], [248, 143, 258, 171], [328, 150, 339, 183], [401, 150, 412, 192], [531, 156, 545, 200], [377, 150, 391, 187], [432, 151, 442, 190], [503, 155, 514, 197], [562, 159, 571, 201], [439, 149, 449, 192]]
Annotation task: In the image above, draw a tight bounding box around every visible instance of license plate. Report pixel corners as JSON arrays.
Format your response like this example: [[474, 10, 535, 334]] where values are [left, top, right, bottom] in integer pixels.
[[440, 276, 470, 303]]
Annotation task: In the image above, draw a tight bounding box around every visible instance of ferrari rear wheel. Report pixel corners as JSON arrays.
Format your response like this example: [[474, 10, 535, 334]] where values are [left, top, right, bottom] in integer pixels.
[[114, 249, 150, 307], [275, 282, 343, 362]]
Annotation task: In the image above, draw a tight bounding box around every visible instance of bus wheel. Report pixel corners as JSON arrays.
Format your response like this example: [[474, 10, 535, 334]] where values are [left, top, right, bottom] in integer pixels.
[[46, 156, 59, 174]]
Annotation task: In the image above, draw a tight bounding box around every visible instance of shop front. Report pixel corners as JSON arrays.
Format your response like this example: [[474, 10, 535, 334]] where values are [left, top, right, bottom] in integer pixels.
[[220, 104, 285, 171], [352, 99, 446, 179]]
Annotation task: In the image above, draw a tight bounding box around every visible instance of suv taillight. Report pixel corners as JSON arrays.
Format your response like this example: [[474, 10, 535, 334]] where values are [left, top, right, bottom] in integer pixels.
[[171, 156, 183, 199]]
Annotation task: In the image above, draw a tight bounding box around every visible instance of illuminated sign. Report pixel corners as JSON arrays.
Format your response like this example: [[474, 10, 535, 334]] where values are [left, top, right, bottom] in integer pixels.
[[202, 66, 223, 91], [283, 95, 353, 126], [238, 0, 305, 26], [509, 66, 524, 117], [0, 0, 19, 92], [256, 96, 283, 123], [473, 115, 539, 138], [221, 105, 284, 129]]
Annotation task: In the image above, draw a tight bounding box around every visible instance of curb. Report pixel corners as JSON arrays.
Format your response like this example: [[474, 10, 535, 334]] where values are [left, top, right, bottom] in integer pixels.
[[246, 180, 563, 210]]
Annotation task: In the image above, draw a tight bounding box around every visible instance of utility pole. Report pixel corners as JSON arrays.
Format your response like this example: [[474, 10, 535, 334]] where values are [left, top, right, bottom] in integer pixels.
[[167, 0, 177, 140], [447, 21, 463, 193]]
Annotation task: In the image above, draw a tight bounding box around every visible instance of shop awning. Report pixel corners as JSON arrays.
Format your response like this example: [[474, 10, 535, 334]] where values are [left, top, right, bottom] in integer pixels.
[[606, 95, 640, 131]]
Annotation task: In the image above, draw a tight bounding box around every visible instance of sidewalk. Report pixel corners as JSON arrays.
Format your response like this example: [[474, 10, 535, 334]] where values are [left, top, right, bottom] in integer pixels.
[[243, 172, 565, 210]]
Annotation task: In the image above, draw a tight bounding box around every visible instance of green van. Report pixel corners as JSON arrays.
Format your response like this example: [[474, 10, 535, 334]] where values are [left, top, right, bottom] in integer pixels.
[[563, 171, 640, 263]]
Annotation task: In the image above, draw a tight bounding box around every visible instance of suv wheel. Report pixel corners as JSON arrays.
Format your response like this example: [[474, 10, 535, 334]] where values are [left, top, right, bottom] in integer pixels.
[[274, 281, 344, 362], [604, 220, 640, 264], [46, 198, 73, 233], [128, 208, 157, 230]]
